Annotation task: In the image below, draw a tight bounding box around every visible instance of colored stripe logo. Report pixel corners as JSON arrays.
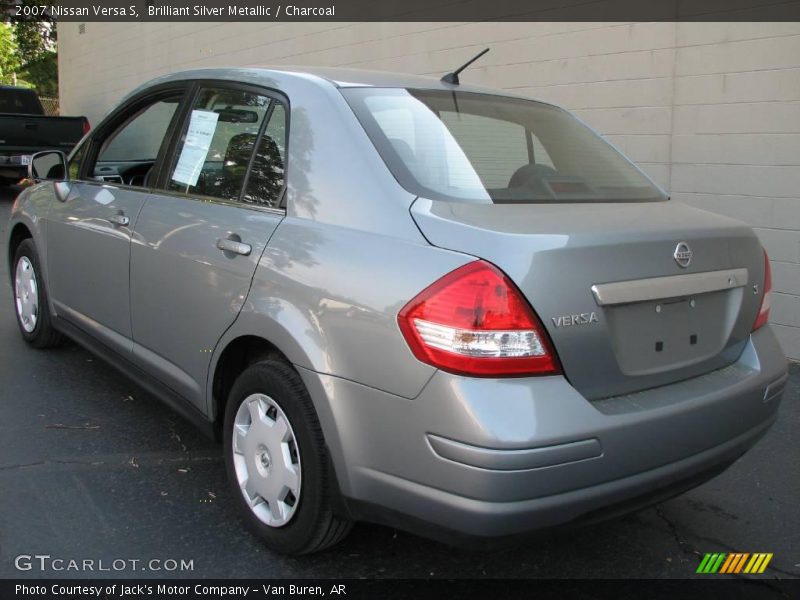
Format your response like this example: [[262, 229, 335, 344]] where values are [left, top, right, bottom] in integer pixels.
[[697, 553, 773, 574]]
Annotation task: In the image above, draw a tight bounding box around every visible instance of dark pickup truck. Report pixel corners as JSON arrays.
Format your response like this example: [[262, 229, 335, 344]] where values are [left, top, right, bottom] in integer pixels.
[[0, 86, 89, 185]]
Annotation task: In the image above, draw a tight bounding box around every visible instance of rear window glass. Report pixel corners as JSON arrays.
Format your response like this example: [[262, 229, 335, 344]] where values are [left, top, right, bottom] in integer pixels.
[[343, 88, 666, 204], [0, 88, 43, 115]]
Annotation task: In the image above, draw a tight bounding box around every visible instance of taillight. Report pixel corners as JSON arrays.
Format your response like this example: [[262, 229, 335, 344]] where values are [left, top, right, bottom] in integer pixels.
[[398, 261, 560, 377], [82, 118, 91, 135], [752, 250, 772, 331]]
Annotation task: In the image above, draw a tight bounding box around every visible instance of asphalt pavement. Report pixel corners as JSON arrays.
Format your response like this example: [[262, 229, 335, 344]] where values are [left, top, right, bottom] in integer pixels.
[[0, 185, 797, 580]]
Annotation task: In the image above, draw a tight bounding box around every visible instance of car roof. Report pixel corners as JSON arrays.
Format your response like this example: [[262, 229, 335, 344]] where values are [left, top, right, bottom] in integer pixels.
[[262, 65, 474, 89], [150, 65, 538, 102]]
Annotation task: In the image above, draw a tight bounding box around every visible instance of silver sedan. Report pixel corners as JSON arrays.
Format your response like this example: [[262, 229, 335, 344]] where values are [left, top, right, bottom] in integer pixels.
[[7, 66, 788, 554]]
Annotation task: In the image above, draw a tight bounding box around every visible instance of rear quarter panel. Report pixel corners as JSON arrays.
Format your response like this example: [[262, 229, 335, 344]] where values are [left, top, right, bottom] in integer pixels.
[[210, 218, 475, 495], [214, 218, 471, 405]]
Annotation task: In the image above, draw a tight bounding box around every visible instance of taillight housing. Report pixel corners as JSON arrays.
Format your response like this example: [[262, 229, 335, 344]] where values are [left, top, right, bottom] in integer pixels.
[[398, 261, 560, 377], [82, 118, 91, 136], [752, 250, 772, 331]]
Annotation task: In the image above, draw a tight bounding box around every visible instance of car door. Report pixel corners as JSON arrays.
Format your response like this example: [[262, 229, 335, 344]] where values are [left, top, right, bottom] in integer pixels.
[[46, 87, 188, 355], [129, 83, 288, 412]]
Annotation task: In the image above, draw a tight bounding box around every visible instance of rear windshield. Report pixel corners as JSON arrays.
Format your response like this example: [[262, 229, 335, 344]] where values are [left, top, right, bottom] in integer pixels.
[[342, 88, 666, 204], [0, 88, 43, 115]]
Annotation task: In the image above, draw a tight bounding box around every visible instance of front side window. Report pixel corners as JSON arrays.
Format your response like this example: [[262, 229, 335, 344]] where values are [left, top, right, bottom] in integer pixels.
[[98, 97, 180, 163], [167, 88, 285, 206], [343, 88, 666, 204], [67, 139, 87, 180]]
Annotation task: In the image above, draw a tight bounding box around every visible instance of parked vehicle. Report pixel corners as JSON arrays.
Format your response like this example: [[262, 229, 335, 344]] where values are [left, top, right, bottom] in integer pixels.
[[7, 67, 787, 555], [0, 85, 89, 185]]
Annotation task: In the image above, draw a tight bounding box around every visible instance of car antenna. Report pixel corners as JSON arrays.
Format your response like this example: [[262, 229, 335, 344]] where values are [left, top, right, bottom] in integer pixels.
[[441, 48, 490, 85]]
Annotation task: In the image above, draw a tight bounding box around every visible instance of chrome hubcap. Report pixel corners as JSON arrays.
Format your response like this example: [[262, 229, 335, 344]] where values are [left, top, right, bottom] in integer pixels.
[[14, 256, 39, 333], [232, 393, 301, 527]]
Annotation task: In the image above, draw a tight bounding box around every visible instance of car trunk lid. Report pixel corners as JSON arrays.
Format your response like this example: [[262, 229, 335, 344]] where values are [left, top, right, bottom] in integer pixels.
[[410, 198, 765, 399]]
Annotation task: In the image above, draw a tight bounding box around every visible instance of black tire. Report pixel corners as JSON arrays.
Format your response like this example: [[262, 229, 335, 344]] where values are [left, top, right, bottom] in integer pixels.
[[12, 239, 64, 349], [224, 359, 352, 555]]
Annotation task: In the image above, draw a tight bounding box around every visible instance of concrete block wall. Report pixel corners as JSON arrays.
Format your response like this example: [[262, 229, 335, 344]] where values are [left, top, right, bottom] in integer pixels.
[[59, 21, 800, 359]]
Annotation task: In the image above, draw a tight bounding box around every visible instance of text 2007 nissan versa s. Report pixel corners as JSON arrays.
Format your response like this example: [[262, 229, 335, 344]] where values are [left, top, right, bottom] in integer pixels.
[[8, 65, 788, 555]]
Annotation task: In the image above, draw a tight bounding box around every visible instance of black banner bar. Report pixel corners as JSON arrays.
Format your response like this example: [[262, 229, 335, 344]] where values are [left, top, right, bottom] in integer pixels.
[[5, 0, 800, 22], [3, 579, 800, 600]]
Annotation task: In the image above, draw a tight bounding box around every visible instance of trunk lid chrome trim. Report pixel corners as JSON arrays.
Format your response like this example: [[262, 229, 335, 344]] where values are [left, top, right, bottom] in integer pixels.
[[591, 268, 749, 307]]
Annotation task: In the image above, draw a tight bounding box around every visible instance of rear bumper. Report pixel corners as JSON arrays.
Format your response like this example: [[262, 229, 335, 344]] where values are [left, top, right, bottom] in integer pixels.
[[298, 325, 787, 541], [0, 165, 26, 180], [0, 153, 31, 180]]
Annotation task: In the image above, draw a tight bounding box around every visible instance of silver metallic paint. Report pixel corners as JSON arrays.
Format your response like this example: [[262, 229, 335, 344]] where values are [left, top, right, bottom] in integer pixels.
[[129, 195, 282, 411], [295, 326, 784, 533], [46, 180, 147, 355]]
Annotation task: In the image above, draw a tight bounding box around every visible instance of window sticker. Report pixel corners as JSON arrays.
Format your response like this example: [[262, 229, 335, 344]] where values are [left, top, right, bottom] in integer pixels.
[[172, 110, 219, 186]]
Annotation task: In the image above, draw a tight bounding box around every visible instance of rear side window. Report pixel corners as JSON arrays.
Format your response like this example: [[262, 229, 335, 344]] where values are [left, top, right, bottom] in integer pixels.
[[242, 103, 286, 207], [167, 87, 286, 207], [343, 88, 665, 204]]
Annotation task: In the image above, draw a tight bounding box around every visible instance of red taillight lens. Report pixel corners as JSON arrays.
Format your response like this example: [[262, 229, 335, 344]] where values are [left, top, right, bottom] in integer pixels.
[[752, 250, 772, 331], [82, 118, 91, 135], [398, 261, 560, 377]]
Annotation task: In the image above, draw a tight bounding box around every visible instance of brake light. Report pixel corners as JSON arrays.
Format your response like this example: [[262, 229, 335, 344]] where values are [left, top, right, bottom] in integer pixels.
[[398, 261, 560, 377], [752, 250, 772, 331], [82, 118, 91, 135]]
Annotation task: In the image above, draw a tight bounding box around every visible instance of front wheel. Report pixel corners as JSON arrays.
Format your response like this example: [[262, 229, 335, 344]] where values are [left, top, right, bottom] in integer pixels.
[[12, 239, 64, 348], [223, 359, 352, 555]]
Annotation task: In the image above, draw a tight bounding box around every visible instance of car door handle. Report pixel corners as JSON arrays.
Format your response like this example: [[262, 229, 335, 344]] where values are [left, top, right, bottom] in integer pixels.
[[109, 214, 130, 227], [216, 238, 251, 256]]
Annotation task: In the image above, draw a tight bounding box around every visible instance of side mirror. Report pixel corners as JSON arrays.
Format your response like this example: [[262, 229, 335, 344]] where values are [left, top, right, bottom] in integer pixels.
[[28, 150, 67, 182]]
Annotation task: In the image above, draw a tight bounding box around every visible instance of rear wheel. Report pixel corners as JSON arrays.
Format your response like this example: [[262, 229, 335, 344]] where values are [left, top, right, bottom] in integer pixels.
[[223, 359, 352, 555], [13, 239, 64, 348]]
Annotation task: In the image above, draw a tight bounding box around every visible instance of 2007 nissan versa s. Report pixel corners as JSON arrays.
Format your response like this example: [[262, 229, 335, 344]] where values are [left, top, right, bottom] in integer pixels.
[[8, 65, 788, 555]]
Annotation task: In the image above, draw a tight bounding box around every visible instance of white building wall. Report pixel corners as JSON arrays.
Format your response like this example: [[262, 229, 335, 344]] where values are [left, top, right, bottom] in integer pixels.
[[59, 21, 800, 359]]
